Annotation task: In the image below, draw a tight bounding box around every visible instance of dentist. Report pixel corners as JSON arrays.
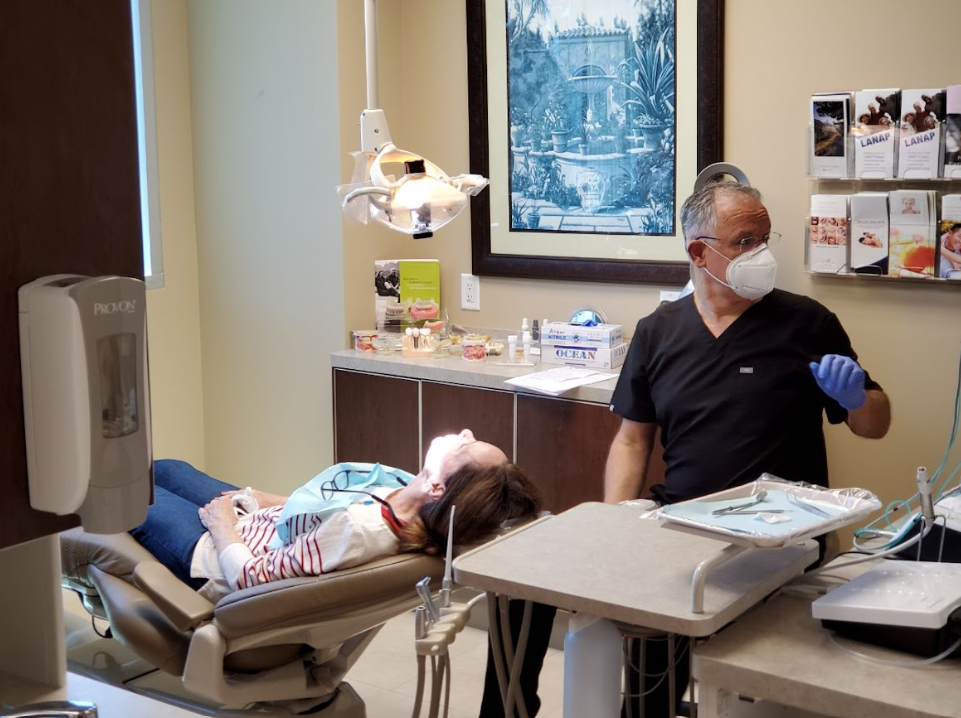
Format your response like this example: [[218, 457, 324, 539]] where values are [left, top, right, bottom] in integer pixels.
[[604, 179, 891, 717]]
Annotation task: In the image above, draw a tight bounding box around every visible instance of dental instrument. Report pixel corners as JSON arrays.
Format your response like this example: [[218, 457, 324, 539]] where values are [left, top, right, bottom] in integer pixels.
[[711, 489, 769, 515], [410, 509, 459, 717], [417, 576, 441, 625], [788, 492, 831, 518], [440, 505, 455, 608], [917, 466, 935, 522], [717, 509, 791, 515]]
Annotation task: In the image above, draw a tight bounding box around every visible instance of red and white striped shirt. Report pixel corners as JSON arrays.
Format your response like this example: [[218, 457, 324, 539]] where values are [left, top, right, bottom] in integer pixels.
[[190, 488, 401, 603]]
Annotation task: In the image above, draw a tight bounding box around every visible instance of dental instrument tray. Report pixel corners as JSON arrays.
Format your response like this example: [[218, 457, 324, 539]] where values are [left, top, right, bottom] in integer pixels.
[[655, 475, 881, 549]]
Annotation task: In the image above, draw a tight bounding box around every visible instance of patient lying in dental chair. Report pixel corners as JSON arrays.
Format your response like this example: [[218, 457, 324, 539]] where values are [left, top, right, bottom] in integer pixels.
[[130, 429, 542, 603]]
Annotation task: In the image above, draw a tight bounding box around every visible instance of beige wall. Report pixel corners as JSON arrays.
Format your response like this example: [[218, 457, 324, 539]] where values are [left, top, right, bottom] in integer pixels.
[[188, 0, 345, 494], [144, 0, 206, 469], [339, 0, 961, 513]]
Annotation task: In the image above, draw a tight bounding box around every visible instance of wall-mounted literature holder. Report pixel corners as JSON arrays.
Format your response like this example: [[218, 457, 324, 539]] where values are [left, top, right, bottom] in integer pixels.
[[805, 176, 961, 284], [807, 83, 961, 283]]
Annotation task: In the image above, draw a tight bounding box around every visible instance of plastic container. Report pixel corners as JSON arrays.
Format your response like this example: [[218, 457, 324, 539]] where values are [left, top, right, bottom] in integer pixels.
[[563, 614, 621, 717], [462, 337, 487, 362], [353, 330, 378, 352]]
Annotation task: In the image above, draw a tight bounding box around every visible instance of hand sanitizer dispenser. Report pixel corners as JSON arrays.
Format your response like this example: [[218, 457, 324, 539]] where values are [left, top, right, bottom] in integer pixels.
[[19, 275, 151, 534]]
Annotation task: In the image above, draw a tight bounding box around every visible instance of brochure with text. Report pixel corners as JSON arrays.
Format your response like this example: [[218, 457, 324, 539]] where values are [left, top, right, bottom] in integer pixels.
[[850, 193, 889, 275], [898, 88, 944, 179], [854, 89, 900, 179], [809, 194, 848, 274]]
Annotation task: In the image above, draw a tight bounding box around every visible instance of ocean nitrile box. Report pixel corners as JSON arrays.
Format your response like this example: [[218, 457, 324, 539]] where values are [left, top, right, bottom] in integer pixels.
[[374, 259, 440, 328], [541, 322, 623, 348], [540, 342, 628, 370]]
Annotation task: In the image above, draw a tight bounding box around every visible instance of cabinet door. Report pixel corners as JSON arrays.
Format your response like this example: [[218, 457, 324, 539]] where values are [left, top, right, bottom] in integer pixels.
[[421, 382, 514, 462], [333, 370, 420, 473], [516, 396, 622, 513]]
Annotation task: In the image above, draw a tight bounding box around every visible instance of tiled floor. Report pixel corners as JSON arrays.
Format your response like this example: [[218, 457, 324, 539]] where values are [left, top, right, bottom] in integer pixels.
[[62, 589, 567, 718]]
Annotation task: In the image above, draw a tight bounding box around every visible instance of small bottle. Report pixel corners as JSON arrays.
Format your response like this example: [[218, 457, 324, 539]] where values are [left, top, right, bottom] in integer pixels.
[[531, 319, 541, 360], [521, 317, 530, 337], [522, 331, 532, 363], [507, 335, 518, 364]]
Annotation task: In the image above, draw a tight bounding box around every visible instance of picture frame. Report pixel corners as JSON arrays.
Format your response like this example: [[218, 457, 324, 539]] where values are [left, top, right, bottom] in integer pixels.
[[467, 0, 724, 284]]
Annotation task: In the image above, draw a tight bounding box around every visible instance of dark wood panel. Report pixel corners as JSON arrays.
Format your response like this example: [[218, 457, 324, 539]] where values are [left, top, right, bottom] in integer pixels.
[[333, 370, 420, 473], [0, 0, 142, 550], [516, 396, 622, 513], [421, 382, 514, 462]]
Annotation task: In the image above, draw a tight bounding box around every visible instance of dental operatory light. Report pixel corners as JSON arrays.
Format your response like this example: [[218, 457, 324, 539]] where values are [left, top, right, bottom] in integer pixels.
[[336, 0, 488, 239]]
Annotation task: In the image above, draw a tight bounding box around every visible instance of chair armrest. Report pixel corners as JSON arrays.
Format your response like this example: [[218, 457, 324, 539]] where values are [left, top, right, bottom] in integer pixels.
[[133, 561, 215, 632]]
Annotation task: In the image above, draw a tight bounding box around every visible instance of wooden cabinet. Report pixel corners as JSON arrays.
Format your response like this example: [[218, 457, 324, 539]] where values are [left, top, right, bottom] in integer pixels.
[[334, 367, 659, 514], [421, 382, 514, 463], [333, 371, 420, 472], [516, 395, 621, 513]]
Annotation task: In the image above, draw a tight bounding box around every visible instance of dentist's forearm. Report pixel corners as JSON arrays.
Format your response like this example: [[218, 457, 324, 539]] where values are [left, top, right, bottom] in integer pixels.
[[846, 389, 891, 439]]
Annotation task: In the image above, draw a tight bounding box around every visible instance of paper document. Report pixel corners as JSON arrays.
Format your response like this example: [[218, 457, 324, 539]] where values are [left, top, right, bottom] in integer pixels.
[[504, 366, 617, 396]]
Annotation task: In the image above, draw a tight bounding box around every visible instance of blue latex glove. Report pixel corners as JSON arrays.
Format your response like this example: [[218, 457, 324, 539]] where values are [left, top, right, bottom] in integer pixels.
[[809, 354, 866, 410]]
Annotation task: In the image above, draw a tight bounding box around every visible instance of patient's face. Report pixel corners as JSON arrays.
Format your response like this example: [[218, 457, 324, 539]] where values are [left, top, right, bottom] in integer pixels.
[[421, 430, 507, 496]]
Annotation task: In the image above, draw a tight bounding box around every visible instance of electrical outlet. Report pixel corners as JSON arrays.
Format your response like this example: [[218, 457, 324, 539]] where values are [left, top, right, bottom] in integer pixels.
[[460, 273, 480, 311]]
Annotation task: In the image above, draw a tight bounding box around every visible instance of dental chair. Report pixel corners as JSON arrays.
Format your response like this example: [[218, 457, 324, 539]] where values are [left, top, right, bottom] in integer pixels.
[[60, 527, 444, 714]]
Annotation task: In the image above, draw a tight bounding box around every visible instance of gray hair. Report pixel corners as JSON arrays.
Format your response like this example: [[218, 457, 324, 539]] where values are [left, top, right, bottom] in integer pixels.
[[679, 180, 762, 246]]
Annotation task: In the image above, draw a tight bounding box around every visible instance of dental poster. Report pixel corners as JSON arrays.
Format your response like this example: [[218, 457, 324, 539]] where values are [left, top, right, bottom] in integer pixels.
[[374, 259, 441, 328]]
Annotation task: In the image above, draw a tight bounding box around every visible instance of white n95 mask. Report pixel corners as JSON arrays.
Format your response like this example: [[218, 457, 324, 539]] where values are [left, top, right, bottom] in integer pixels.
[[702, 243, 777, 300]]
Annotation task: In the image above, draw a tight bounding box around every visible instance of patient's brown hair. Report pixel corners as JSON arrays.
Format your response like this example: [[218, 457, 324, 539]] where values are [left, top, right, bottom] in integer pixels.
[[398, 462, 542, 557]]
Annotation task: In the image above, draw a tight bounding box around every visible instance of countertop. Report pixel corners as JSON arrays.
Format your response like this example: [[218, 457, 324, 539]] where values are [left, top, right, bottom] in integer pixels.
[[331, 349, 622, 405]]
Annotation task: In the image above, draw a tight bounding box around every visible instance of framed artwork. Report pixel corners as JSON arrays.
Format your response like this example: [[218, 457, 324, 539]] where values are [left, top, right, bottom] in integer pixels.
[[467, 0, 723, 284]]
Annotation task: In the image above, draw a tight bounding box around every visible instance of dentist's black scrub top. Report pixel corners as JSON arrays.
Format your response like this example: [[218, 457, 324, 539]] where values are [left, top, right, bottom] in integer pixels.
[[610, 289, 881, 506]]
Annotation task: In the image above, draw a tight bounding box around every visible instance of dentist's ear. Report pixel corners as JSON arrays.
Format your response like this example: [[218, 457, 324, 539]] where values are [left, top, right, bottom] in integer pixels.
[[687, 240, 708, 268]]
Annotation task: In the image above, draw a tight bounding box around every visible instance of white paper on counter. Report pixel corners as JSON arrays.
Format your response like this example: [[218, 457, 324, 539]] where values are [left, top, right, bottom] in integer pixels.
[[504, 366, 616, 396]]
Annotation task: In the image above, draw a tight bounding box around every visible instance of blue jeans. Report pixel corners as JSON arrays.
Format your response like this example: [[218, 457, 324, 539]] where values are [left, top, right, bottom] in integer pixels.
[[129, 459, 239, 588]]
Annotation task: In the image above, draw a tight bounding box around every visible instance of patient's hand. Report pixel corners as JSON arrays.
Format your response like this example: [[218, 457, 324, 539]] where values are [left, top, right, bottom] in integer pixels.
[[220, 488, 287, 508], [200, 496, 243, 546]]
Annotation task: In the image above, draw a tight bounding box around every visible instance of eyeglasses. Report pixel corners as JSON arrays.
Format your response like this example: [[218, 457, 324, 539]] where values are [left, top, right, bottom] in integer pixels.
[[696, 231, 782, 254], [321, 469, 408, 526]]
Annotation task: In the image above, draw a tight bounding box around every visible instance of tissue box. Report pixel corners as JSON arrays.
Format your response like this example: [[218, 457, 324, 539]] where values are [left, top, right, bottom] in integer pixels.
[[540, 342, 628, 369], [541, 322, 623, 348]]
